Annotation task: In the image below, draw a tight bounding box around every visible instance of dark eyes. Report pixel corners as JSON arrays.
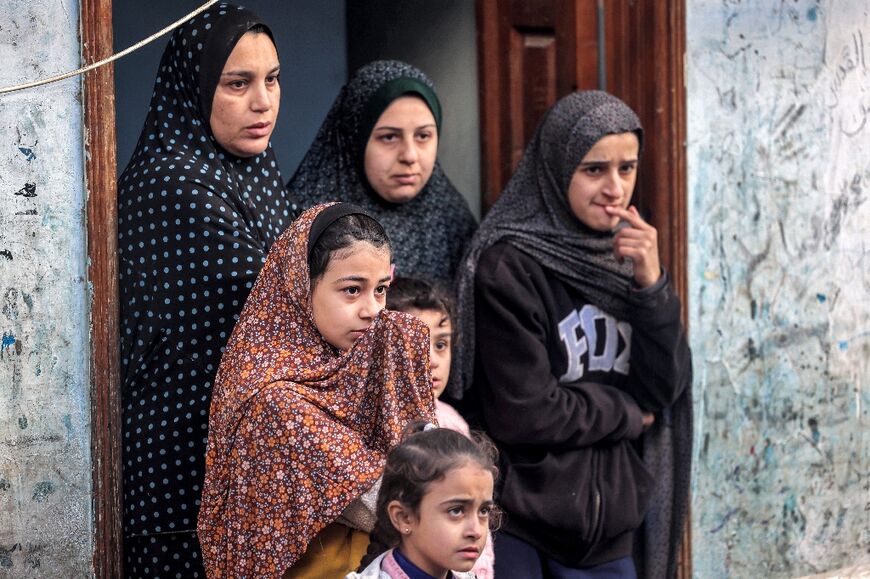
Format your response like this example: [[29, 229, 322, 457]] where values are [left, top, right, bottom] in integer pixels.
[[225, 74, 280, 90], [342, 285, 388, 297], [582, 163, 636, 176], [434, 339, 450, 351], [445, 504, 502, 530], [446, 505, 493, 517], [376, 131, 433, 143]]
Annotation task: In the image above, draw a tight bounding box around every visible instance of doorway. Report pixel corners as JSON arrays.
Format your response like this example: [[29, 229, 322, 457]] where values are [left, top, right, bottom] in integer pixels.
[[88, 1, 688, 575]]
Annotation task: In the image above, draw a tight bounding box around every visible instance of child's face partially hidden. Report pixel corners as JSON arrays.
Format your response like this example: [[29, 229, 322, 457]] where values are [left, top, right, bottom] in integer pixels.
[[310, 241, 392, 351], [392, 462, 494, 579], [407, 308, 452, 398]]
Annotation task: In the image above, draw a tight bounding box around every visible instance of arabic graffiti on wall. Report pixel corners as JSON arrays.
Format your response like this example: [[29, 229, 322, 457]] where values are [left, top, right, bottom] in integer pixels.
[[687, 2, 870, 577]]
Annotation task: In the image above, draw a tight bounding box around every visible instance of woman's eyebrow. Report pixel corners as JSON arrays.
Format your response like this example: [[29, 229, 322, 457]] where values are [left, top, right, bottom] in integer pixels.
[[372, 123, 437, 131], [221, 65, 280, 78], [577, 158, 637, 167]]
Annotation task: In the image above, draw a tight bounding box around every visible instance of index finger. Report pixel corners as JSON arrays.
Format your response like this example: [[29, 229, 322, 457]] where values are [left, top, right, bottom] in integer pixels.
[[605, 205, 649, 229]]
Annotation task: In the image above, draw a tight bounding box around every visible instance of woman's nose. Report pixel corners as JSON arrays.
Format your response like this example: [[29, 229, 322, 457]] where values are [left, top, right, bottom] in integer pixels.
[[398, 137, 419, 164], [249, 82, 272, 112], [601, 170, 624, 198]]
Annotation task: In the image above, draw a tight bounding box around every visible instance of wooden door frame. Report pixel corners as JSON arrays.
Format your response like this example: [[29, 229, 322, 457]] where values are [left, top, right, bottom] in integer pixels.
[[476, 1, 690, 577], [83, 0, 689, 575], [82, 0, 123, 576], [605, 1, 688, 319]]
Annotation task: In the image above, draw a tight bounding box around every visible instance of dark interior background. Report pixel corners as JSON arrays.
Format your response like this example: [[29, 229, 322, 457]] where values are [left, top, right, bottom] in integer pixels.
[[114, 0, 480, 215]]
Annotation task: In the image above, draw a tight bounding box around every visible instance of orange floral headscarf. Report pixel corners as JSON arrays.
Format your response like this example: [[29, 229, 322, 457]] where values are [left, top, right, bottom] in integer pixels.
[[197, 203, 435, 577]]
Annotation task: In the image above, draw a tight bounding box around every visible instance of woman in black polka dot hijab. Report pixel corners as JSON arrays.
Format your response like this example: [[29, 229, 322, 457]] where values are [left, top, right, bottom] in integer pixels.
[[117, 4, 296, 577]]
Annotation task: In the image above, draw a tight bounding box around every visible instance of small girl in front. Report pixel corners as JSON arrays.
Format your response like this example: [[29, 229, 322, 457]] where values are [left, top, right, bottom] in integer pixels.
[[348, 424, 499, 579], [387, 277, 495, 577], [198, 202, 435, 578]]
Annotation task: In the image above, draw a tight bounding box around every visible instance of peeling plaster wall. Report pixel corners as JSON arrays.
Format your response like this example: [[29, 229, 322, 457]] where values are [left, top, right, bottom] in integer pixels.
[[687, 1, 869, 577], [0, 1, 93, 576]]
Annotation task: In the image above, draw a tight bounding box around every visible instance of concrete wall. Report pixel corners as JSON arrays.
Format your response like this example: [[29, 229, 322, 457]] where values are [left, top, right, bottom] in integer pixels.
[[347, 0, 481, 218], [687, 1, 870, 577], [0, 1, 93, 575], [114, 0, 347, 182]]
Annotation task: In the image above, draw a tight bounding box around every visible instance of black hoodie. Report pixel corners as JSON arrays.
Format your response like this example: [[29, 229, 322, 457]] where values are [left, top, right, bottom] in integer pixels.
[[473, 241, 691, 567]]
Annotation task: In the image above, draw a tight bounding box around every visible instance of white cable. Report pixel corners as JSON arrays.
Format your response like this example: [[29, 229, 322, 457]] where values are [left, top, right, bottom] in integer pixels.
[[0, 0, 220, 95]]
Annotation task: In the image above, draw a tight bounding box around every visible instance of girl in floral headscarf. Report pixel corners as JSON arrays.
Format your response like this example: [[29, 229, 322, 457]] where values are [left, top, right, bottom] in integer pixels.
[[198, 203, 435, 578]]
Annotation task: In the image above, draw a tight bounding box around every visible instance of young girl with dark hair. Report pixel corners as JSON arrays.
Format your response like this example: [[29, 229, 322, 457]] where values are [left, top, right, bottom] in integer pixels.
[[349, 424, 500, 579], [198, 203, 435, 578], [387, 277, 495, 577]]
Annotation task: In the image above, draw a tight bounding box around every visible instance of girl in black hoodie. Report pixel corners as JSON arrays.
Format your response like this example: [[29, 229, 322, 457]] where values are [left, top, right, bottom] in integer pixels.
[[454, 91, 692, 579]]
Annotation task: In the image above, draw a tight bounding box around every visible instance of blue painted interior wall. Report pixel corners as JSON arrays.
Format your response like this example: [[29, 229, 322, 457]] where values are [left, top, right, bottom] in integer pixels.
[[687, 2, 870, 577], [113, 0, 347, 181]]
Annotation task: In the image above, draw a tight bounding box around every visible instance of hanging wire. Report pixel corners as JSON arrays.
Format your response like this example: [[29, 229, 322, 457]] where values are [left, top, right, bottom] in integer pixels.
[[0, 0, 219, 95]]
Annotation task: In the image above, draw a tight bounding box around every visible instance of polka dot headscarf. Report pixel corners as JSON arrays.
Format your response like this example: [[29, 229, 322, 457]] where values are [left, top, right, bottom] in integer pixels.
[[117, 1, 297, 547]]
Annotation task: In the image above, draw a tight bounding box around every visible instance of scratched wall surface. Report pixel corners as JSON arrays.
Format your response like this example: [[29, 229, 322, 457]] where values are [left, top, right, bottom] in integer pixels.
[[687, 1, 870, 577], [0, 0, 93, 576]]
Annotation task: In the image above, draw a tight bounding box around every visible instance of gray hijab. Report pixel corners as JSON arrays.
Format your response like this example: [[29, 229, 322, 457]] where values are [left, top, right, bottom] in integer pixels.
[[454, 90, 643, 397], [287, 60, 477, 285]]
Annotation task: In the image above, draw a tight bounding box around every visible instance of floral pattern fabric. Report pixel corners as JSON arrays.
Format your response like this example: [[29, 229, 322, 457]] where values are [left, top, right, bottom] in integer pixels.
[[198, 203, 436, 577]]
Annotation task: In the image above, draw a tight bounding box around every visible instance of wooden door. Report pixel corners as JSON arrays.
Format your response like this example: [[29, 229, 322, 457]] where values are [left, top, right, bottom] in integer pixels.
[[477, 1, 690, 577], [477, 0, 601, 210]]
